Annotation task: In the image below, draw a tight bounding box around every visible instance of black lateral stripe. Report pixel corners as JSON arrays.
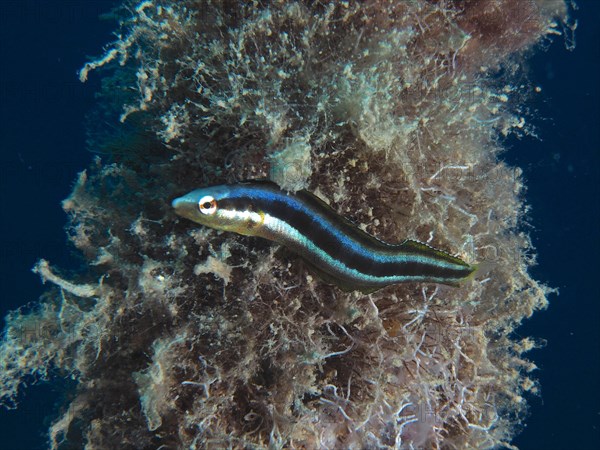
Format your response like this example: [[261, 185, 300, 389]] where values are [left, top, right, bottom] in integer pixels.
[[251, 193, 470, 279], [254, 196, 367, 266], [294, 189, 393, 250]]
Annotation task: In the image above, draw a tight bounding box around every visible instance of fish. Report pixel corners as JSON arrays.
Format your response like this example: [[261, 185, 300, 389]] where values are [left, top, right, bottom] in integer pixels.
[[172, 181, 477, 292]]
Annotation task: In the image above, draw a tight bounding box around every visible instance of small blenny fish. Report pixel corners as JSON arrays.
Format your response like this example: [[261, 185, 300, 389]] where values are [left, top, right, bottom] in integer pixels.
[[172, 181, 476, 292]]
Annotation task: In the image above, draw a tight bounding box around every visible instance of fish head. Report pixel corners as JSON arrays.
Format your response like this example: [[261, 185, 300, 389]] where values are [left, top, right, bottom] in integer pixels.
[[172, 184, 264, 236]]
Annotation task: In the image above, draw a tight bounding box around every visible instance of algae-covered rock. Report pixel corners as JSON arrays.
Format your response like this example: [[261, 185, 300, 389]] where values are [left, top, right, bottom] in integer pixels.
[[0, 1, 571, 448]]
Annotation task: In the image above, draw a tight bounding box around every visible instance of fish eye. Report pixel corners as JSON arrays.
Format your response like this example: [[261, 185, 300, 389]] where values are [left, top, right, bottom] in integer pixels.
[[198, 195, 217, 215]]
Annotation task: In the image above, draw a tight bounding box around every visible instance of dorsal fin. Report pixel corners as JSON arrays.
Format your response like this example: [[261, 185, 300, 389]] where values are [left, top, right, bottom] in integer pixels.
[[398, 239, 472, 267], [295, 188, 393, 250]]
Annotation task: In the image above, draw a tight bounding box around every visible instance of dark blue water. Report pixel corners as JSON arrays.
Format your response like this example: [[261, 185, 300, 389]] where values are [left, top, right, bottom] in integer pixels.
[[0, 1, 597, 449], [510, 1, 600, 448], [0, 2, 117, 449]]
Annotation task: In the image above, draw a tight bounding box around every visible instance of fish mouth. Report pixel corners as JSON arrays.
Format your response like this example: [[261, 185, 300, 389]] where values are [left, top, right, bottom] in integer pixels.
[[171, 196, 186, 209], [171, 195, 197, 221]]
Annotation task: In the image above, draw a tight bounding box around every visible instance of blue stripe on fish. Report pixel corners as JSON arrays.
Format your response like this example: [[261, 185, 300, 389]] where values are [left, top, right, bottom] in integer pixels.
[[172, 181, 476, 292]]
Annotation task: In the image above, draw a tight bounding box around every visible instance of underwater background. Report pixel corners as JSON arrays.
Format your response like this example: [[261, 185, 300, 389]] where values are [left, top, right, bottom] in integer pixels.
[[0, 0, 597, 449]]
